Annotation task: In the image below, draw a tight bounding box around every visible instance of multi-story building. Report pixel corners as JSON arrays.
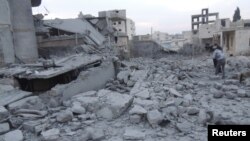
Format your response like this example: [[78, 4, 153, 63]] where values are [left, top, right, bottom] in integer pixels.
[[98, 10, 135, 40], [152, 31, 170, 43]]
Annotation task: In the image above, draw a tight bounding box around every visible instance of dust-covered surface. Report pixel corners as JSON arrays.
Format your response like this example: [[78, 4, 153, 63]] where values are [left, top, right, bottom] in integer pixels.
[[0, 52, 250, 141]]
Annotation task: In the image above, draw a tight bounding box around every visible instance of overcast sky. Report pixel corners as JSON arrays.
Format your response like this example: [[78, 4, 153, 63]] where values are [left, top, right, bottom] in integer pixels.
[[33, 0, 250, 35]]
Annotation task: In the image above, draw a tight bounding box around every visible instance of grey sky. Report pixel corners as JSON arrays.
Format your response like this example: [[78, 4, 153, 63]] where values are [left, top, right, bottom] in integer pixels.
[[33, 0, 250, 35]]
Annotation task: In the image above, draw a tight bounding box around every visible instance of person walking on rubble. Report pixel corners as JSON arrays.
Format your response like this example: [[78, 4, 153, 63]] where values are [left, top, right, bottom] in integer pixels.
[[212, 44, 225, 78]]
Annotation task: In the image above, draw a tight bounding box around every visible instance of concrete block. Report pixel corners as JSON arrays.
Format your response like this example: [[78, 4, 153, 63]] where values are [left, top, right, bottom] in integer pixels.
[[0, 106, 9, 121], [129, 105, 147, 115], [123, 128, 146, 140], [56, 110, 73, 123], [147, 109, 163, 127], [2, 130, 24, 141], [7, 96, 45, 112], [41, 128, 60, 141], [135, 89, 150, 99], [0, 123, 10, 135], [97, 90, 134, 119]]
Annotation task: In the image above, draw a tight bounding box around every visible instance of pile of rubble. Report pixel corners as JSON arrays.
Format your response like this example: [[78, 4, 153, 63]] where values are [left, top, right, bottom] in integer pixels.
[[0, 54, 250, 141]]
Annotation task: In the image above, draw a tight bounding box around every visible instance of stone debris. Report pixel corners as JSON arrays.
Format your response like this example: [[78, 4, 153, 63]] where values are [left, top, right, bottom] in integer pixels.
[[97, 90, 134, 119], [7, 96, 45, 112], [56, 110, 73, 123], [0, 123, 10, 134], [71, 102, 86, 115], [41, 128, 60, 141], [123, 128, 146, 140], [0, 106, 9, 121], [0, 50, 250, 141], [168, 88, 183, 97], [1, 130, 24, 141], [237, 89, 246, 97], [147, 109, 164, 127], [187, 107, 200, 115]]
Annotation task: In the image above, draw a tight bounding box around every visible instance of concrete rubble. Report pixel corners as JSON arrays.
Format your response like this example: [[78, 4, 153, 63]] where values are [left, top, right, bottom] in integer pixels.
[[3, 50, 250, 141], [0, 51, 250, 141], [0, 2, 250, 140]]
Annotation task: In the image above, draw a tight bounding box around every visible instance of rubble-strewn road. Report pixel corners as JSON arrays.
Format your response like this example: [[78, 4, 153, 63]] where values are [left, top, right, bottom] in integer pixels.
[[0, 54, 250, 141]]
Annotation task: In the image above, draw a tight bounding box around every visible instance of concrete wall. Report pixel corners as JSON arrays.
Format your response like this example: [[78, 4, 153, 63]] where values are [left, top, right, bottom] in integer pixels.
[[182, 31, 192, 44], [116, 36, 128, 47], [0, 26, 15, 65], [235, 29, 250, 55], [113, 20, 126, 33], [131, 40, 164, 58], [199, 24, 216, 39], [0, 0, 15, 65], [8, 0, 38, 63]]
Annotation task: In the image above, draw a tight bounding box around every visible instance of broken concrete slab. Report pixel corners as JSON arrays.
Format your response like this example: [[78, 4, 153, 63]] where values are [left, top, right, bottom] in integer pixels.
[[134, 98, 158, 109], [97, 90, 134, 119], [0, 106, 9, 121], [129, 105, 147, 115], [0, 123, 10, 135], [22, 119, 47, 134], [147, 109, 163, 127], [117, 70, 130, 84], [61, 62, 115, 100], [168, 88, 182, 97], [2, 130, 24, 141], [176, 121, 193, 133], [71, 102, 86, 115], [0, 90, 32, 106], [213, 91, 224, 99], [129, 115, 141, 124], [72, 96, 99, 113], [187, 107, 200, 115], [222, 85, 239, 91], [225, 92, 236, 100], [7, 96, 45, 112], [41, 128, 60, 141], [73, 91, 97, 98], [129, 70, 148, 82], [91, 128, 105, 141], [0, 84, 14, 93], [237, 89, 246, 97], [135, 89, 150, 99], [56, 110, 73, 123], [123, 128, 146, 140]]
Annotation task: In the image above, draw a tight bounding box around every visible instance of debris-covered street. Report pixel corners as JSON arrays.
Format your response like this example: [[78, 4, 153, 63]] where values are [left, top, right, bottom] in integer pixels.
[[1, 0, 250, 141], [1, 53, 250, 141]]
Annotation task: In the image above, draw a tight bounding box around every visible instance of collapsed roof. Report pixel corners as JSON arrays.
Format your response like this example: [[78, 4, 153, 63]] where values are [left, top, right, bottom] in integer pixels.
[[43, 19, 105, 46]]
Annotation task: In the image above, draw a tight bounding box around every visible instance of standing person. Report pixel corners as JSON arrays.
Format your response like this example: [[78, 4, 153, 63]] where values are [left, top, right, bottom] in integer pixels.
[[213, 44, 226, 78]]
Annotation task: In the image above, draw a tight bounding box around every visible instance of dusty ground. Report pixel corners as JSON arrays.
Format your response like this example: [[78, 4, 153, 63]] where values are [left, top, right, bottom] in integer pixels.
[[0, 53, 250, 141]]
